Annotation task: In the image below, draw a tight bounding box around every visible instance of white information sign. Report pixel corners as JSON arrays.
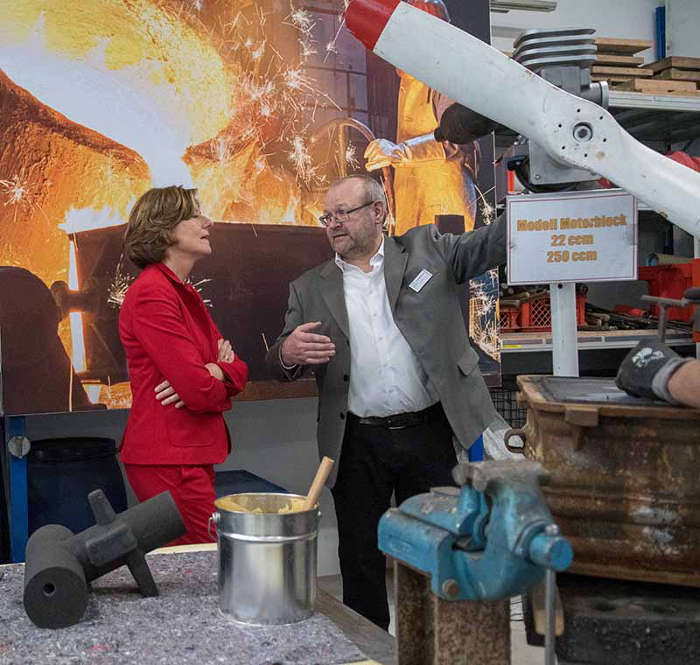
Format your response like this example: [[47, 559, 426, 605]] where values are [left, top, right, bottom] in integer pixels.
[[507, 189, 637, 285]]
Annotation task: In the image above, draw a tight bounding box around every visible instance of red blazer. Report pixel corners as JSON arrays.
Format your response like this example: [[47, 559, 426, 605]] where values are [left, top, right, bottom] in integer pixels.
[[119, 263, 248, 465]]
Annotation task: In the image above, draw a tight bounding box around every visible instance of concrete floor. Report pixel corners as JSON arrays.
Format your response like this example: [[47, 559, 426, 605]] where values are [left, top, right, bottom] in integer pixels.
[[318, 573, 545, 665]]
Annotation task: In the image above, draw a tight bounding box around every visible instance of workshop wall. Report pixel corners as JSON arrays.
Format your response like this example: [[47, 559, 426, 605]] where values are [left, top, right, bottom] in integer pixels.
[[491, 0, 659, 57]]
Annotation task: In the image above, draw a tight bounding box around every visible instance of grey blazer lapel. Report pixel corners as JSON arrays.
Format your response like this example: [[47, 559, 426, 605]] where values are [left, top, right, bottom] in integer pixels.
[[383, 236, 408, 313], [320, 261, 349, 338]]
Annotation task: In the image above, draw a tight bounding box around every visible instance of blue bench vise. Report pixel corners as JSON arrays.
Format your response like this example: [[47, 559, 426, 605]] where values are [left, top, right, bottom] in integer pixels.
[[379, 459, 572, 601], [379, 460, 571, 664]]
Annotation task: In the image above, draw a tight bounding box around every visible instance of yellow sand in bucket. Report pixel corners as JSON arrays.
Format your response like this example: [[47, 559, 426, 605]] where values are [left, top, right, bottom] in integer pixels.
[[214, 459, 334, 515], [215, 495, 309, 514]]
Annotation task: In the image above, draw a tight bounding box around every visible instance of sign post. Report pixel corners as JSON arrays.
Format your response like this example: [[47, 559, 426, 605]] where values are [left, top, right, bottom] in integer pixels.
[[550, 282, 579, 376], [507, 189, 638, 376]]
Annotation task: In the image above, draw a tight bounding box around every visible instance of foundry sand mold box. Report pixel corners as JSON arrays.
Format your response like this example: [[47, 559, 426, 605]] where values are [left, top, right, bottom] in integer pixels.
[[507, 375, 700, 588]]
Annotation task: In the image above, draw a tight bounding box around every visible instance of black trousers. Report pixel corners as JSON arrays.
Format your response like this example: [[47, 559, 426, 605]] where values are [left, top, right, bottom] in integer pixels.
[[330, 404, 457, 630]]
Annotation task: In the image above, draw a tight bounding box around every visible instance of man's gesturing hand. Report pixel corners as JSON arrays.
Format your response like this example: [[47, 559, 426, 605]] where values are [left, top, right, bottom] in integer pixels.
[[281, 322, 336, 366]]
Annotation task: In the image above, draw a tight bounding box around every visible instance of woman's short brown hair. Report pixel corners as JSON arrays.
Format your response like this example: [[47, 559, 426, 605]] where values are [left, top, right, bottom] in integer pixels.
[[124, 186, 200, 268]]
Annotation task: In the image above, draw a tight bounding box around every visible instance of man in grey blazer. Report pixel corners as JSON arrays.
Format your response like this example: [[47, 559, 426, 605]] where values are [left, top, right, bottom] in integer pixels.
[[266, 174, 506, 629]]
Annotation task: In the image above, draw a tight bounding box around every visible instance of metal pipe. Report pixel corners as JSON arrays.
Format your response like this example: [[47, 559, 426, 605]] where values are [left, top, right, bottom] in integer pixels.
[[550, 282, 579, 376], [545, 567, 557, 665], [544, 523, 559, 665]]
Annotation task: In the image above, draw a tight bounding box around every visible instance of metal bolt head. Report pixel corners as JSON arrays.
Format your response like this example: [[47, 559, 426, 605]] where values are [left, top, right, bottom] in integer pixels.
[[545, 524, 560, 537], [8, 436, 30, 458], [442, 579, 460, 598], [572, 122, 593, 142]]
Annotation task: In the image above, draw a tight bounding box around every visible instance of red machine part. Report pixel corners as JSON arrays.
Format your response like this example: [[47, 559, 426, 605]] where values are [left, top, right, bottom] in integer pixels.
[[500, 293, 586, 333], [614, 305, 647, 318], [638, 260, 700, 341]]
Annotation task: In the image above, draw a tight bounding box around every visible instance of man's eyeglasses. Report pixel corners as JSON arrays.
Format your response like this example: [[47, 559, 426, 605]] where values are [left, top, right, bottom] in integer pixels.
[[318, 200, 376, 227]]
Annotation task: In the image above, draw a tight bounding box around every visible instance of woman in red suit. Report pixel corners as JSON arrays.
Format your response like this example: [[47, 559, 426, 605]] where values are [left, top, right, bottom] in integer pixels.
[[119, 185, 247, 544]]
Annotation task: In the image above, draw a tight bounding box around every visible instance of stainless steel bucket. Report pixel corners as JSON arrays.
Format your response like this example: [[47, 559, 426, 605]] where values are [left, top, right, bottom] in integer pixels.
[[210, 493, 319, 625]]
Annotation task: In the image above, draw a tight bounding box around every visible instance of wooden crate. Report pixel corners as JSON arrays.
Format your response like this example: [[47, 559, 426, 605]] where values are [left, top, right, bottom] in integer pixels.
[[617, 77, 698, 95], [644, 56, 700, 87], [643, 56, 700, 74], [592, 75, 637, 86], [591, 40, 653, 88], [595, 54, 644, 67], [591, 66, 651, 78], [656, 68, 700, 82], [594, 38, 652, 55]]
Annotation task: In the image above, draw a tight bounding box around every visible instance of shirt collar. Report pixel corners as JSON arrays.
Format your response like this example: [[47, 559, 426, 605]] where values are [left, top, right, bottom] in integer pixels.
[[154, 262, 192, 290], [334, 236, 385, 274]]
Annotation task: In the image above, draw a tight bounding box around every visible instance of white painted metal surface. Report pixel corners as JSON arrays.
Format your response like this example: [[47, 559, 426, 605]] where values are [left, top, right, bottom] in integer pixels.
[[549, 282, 579, 376]]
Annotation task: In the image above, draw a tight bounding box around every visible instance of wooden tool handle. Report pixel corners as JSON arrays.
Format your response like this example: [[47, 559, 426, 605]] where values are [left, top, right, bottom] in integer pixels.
[[304, 457, 334, 510]]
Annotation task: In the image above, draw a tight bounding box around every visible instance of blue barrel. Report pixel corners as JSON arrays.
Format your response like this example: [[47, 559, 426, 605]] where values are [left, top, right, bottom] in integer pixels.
[[27, 437, 127, 535], [214, 469, 288, 497]]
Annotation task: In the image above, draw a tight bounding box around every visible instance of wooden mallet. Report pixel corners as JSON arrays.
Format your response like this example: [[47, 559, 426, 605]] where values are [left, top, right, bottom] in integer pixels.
[[303, 457, 334, 510]]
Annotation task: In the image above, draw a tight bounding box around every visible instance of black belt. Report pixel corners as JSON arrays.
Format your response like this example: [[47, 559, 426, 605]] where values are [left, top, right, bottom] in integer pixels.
[[348, 403, 443, 430]]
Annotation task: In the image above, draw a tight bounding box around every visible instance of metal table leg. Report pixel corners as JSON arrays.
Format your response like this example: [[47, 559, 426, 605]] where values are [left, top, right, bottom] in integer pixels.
[[6, 415, 29, 562]]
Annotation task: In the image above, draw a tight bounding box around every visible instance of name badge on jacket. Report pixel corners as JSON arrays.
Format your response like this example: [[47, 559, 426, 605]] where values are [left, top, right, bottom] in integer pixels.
[[409, 269, 433, 293]]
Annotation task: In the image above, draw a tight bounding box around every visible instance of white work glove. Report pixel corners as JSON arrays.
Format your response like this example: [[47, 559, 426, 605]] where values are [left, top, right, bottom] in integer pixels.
[[364, 134, 447, 171]]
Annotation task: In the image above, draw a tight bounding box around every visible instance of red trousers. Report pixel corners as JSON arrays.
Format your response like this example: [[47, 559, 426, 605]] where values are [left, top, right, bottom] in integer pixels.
[[124, 464, 217, 545]]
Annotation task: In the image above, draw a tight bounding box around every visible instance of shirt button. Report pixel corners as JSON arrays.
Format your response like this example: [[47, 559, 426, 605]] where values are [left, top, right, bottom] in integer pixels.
[[343, 375, 349, 382]]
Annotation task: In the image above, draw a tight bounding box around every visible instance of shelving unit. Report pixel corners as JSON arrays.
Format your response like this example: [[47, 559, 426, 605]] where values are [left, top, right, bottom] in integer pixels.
[[608, 90, 700, 142], [502, 328, 693, 353], [499, 329, 696, 378]]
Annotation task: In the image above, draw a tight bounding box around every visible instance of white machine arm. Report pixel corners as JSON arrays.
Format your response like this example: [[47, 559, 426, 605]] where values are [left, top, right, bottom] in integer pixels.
[[346, 0, 700, 238]]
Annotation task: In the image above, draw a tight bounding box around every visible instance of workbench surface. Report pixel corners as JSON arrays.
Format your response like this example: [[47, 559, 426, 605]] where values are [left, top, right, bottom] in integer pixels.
[[0, 548, 395, 665]]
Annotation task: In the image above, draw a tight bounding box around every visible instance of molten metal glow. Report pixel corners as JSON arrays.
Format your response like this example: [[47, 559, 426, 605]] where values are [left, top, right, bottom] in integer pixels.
[[469, 269, 501, 361], [0, 176, 24, 206], [0, 1, 233, 188], [0, 0, 344, 236], [84, 383, 103, 404], [61, 205, 126, 235], [68, 239, 87, 372], [108, 262, 134, 309]]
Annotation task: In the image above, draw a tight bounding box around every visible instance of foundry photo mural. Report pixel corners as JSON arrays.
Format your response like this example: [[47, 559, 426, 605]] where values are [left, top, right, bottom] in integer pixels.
[[0, 0, 499, 415]]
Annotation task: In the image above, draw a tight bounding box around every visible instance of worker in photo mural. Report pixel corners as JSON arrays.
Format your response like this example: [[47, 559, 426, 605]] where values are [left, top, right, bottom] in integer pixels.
[[363, 0, 478, 235]]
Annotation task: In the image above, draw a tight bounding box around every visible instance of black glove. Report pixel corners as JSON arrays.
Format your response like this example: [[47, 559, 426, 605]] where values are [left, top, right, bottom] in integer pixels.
[[615, 338, 690, 404], [434, 103, 504, 143]]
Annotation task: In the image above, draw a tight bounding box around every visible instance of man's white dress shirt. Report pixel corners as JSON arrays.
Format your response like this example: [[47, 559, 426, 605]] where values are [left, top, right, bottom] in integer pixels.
[[335, 239, 439, 417]]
